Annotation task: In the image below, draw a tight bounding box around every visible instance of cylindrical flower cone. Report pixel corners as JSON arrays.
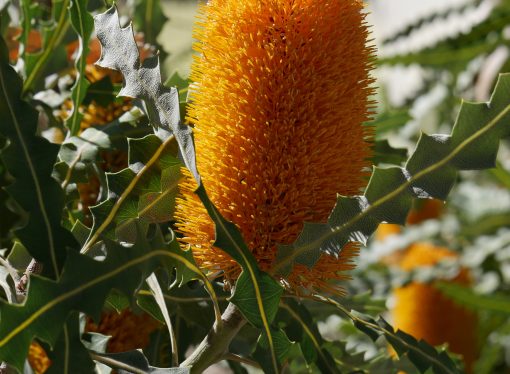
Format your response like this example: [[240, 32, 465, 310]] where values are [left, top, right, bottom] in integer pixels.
[[392, 243, 478, 372], [175, 0, 375, 294]]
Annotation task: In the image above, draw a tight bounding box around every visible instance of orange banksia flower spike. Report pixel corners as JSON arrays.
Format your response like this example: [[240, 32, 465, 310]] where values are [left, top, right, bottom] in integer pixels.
[[176, 0, 375, 293], [392, 244, 478, 372]]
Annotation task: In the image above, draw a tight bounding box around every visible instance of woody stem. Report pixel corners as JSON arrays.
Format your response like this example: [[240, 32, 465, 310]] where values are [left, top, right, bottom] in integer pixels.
[[179, 302, 246, 373]]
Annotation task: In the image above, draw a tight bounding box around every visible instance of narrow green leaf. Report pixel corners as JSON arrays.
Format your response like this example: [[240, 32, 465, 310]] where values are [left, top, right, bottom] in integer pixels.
[[22, 0, 71, 94], [273, 73, 510, 276], [373, 109, 412, 139], [436, 282, 510, 315], [93, 6, 198, 181], [333, 302, 461, 374], [0, 227, 190, 371], [66, 0, 94, 135], [82, 134, 178, 250], [252, 329, 292, 374], [0, 36, 77, 278], [279, 300, 340, 373], [196, 184, 283, 373], [46, 313, 95, 374], [133, 0, 167, 46]]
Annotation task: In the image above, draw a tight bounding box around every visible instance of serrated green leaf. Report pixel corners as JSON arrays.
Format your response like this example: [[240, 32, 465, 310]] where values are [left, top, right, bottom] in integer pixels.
[[252, 329, 292, 374], [0, 36, 77, 278], [279, 300, 340, 373], [66, 0, 94, 135], [45, 313, 95, 374], [230, 272, 282, 328], [195, 184, 283, 373], [273, 73, 510, 276], [336, 304, 461, 374], [0, 226, 195, 372], [82, 134, 179, 250], [94, 6, 198, 182]]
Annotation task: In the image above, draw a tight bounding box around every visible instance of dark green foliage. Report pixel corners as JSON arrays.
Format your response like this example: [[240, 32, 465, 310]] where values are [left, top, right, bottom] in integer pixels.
[[66, 0, 94, 135], [0, 36, 77, 279]]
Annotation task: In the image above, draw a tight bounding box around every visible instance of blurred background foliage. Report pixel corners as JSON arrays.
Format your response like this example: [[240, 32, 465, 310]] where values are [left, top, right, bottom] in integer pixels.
[[0, 0, 510, 373]]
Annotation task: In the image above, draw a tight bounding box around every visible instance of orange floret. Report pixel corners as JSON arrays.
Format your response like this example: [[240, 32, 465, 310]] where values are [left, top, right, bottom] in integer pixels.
[[85, 309, 161, 353], [392, 243, 478, 372], [27, 341, 51, 374], [175, 0, 374, 294]]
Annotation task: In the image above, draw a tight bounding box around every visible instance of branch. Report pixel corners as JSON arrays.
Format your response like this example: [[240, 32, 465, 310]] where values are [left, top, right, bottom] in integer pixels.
[[180, 303, 246, 374]]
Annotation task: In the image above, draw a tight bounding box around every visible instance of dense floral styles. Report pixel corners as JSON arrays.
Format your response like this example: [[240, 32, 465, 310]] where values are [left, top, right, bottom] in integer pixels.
[[85, 309, 161, 353], [176, 0, 374, 293], [392, 244, 478, 371]]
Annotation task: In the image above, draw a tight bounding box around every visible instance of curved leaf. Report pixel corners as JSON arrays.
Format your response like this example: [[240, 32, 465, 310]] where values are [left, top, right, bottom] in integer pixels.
[[81, 134, 180, 252], [279, 300, 340, 373], [90, 350, 189, 374], [326, 298, 461, 374], [21, 0, 71, 94], [0, 228, 194, 372], [436, 282, 510, 315], [66, 0, 94, 135], [273, 73, 510, 276], [93, 6, 198, 182], [196, 185, 284, 373], [0, 36, 77, 278], [94, 8, 284, 371]]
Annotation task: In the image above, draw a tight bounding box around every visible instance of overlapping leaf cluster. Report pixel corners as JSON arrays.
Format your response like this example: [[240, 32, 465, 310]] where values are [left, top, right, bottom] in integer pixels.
[[0, 1, 509, 373]]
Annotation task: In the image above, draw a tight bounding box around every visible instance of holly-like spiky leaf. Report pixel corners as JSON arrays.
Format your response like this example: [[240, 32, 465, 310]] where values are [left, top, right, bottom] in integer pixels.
[[342, 308, 461, 374], [252, 329, 293, 374], [0, 36, 77, 279], [279, 300, 340, 373], [273, 73, 510, 276], [0, 225, 192, 372], [45, 313, 95, 374], [196, 184, 284, 373], [94, 9, 284, 370], [93, 6, 198, 182], [66, 0, 94, 135], [81, 134, 180, 252]]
